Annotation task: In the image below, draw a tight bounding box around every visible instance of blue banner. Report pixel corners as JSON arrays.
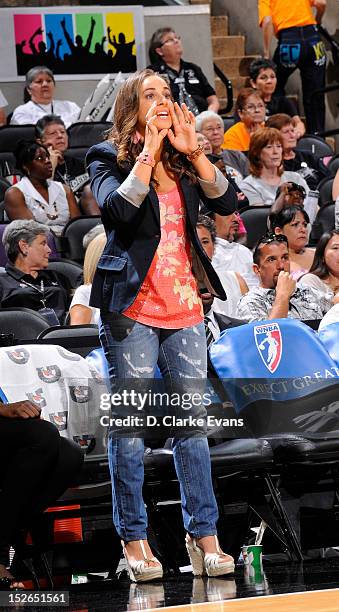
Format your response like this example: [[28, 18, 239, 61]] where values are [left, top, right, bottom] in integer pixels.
[[209, 319, 339, 413]]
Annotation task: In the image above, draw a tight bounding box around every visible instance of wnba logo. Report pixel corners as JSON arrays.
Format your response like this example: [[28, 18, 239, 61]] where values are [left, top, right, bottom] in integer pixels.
[[254, 323, 282, 374]]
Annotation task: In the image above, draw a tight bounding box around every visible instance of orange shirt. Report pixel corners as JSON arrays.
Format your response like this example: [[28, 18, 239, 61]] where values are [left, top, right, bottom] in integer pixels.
[[258, 0, 316, 33], [123, 184, 203, 329], [221, 122, 251, 152]]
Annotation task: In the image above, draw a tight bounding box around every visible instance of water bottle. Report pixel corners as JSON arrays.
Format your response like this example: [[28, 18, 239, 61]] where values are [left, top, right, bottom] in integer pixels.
[[335, 196, 339, 231]]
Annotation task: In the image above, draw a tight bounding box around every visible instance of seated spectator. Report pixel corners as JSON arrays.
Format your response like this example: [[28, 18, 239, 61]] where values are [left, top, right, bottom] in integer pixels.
[[196, 131, 213, 155], [148, 28, 219, 114], [270, 206, 314, 279], [221, 88, 266, 152], [0, 89, 8, 126], [0, 219, 68, 323], [210, 210, 258, 288], [196, 111, 249, 178], [10, 66, 80, 128], [0, 397, 83, 589], [4, 141, 80, 236], [196, 215, 248, 318], [299, 230, 339, 301], [35, 114, 100, 216], [236, 234, 332, 321], [266, 113, 328, 190], [249, 58, 305, 137], [333, 168, 339, 201], [69, 232, 106, 325], [240, 127, 309, 206]]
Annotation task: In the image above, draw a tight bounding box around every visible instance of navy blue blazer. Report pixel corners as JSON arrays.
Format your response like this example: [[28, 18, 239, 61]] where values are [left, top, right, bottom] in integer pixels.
[[86, 141, 237, 314]]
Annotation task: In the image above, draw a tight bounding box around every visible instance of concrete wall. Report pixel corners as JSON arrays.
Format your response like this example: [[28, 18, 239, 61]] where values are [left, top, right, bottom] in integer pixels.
[[0, 5, 215, 116]]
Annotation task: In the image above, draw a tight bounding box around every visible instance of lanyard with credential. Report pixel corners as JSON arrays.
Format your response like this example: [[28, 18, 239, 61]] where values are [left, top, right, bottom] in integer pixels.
[[18, 277, 47, 308]]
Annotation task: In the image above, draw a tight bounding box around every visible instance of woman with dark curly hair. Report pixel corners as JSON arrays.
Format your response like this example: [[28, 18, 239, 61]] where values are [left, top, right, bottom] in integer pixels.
[[86, 68, 237, 583]]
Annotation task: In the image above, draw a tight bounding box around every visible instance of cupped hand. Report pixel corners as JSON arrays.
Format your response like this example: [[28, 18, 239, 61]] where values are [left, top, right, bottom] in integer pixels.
[[167, 102, 198, 155], [142, 101, 168, 157], [0, 400, 41, 419], [275, 271, 296, 299]]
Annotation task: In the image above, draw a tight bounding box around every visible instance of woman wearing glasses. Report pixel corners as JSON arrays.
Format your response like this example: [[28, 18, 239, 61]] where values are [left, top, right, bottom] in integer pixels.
[[148, 27, 219, 114], [222, 88, 266, 152], [239, 127, 308, 207], [4, 141, 80, 236]]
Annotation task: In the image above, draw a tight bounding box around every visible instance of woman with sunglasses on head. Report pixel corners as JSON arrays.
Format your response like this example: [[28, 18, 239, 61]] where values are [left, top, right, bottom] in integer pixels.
[[240, 127, 308, 207], [86, 68, 237, 583], [270, 205, 314, 280], [4, 141, 80, 236]]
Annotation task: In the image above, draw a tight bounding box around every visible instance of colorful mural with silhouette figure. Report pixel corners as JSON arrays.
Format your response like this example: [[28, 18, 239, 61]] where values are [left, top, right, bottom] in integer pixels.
[[13, 11, 137, 75]]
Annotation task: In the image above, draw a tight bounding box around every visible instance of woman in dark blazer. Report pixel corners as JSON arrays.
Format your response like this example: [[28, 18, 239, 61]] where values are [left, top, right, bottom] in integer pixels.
[[86, 69, 237, 583]]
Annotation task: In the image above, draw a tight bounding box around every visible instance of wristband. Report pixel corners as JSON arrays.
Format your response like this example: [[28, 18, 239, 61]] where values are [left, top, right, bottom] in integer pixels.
[[136, 151, 156, 168], [186, 144, 204, 162]]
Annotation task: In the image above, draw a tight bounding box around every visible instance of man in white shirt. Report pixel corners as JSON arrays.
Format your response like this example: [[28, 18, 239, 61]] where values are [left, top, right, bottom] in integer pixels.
[[211, 211, 259, 288]]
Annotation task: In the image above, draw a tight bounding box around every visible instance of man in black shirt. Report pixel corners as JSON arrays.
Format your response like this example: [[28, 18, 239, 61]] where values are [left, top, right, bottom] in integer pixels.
[[148, 27, 219, 115]]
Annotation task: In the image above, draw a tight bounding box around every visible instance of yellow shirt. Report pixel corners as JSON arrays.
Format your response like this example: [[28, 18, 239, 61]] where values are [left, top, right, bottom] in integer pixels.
[[221, 122, 251, 152], [258, 0, 316, 33]]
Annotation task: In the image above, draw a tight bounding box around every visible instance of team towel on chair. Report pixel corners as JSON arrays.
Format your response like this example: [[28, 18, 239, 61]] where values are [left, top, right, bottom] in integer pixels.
[[209, 319, 339, 414], [0, 344, 107, 453]]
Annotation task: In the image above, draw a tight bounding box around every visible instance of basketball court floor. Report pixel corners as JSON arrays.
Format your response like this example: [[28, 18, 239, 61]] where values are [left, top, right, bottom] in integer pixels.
[[61, 556, 339, 611]]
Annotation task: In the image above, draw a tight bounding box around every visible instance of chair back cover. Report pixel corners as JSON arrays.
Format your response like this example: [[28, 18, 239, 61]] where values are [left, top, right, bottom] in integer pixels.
[[209, 318, 339, 414]]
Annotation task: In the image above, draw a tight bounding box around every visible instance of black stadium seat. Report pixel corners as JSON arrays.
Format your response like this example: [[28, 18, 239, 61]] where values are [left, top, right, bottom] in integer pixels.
[[58, 216, 102, 262], [317, 176, 334, 206], [37, 324, 100, 357], [296, 134, 334, 158], [67, 122, 112, 148], [48, 258, 83, 291], [0, 307, 50, 342], [0, 125, 36, 152], [240, 206, 270, 249]]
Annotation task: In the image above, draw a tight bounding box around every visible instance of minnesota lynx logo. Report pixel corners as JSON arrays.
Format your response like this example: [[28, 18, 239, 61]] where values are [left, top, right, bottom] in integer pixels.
[[49, 411, 67, 431], [73, 434, 96, 453], [56, 347, 81, 361], [37, 365, 61, 383], [70, 385, 92, 403], [6, 348, 30, 364], [26, 388, 46, 408]]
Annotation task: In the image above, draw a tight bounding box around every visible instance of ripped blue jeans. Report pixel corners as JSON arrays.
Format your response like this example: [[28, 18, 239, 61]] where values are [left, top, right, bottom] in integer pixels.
[[99, 312, 218, 542]]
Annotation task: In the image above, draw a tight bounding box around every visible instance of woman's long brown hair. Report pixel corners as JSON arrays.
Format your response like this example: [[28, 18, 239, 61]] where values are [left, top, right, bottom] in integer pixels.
[[106, 69, 197, 183]]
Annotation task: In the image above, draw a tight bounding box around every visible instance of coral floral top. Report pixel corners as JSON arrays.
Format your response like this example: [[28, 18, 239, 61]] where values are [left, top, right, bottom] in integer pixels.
[[123, 184, 203, 328]]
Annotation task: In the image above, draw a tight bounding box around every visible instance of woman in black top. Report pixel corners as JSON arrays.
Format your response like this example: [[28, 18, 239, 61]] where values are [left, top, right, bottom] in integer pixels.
[[0, 219, 68, 323]]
